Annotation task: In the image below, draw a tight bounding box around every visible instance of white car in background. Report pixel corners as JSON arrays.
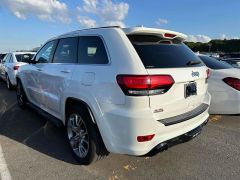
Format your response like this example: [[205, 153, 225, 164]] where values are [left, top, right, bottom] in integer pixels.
[[199, 55, 240, 114], [0, 52, 35, 89]]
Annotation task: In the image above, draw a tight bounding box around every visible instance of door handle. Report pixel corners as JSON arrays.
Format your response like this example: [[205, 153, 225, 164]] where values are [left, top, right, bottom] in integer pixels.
[[60, 70, 71, 74], [37, 68, 43, 72]]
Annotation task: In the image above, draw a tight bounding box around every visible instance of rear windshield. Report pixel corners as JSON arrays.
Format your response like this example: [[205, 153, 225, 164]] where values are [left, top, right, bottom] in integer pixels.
[[128, 35, 204, 69], [222, 60, 240, 68], [15, 54, 34, 62], [199, 55, 232, 70]]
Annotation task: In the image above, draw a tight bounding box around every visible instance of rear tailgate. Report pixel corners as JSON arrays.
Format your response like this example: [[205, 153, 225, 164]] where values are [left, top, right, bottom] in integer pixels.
[[126, 31, 208, 121], [147, 67, 207, 120]]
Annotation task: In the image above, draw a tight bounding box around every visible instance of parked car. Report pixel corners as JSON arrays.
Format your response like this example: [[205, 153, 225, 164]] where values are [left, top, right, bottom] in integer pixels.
[[0, 52, 35, 89], [16, 26, 210, 165], [221, 58, 240, 69], [199, 55, 240, 114]]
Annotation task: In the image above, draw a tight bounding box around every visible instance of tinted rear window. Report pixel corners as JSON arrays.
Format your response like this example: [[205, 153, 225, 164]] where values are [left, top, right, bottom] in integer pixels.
[[128, 35, 204, 68], [15, 54, 34, 62], [53, 37, 78, 63], [78, 36, 109, 64], [199, 55, 232, 70]]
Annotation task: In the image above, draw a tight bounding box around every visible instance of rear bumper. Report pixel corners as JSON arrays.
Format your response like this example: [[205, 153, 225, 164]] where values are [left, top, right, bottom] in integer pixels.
[[98, 92, 211, 156], [150, 119, 208, 155], [159, 103, 209, 126]]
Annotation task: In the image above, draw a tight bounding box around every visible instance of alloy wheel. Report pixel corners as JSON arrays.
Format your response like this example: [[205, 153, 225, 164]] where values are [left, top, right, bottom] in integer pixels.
[[67, 114, 89, 158]]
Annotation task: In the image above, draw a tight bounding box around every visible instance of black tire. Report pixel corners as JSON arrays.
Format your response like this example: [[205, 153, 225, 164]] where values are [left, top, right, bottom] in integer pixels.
[[6, 74, 13, 90], [16, 80, 27, 109], [66, 105, 108, 165]]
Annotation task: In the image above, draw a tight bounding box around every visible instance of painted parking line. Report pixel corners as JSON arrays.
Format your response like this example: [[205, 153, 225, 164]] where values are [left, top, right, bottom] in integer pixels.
[[0, 144, 12, 180]]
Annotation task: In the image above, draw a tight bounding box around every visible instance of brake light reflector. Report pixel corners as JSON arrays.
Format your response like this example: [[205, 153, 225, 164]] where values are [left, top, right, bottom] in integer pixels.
[[164, 33, 176, 38], [223, 77, 240, 91], [13, 66, 20, 70], [116, 75, 174, 96], [137, 134, 155, 142]]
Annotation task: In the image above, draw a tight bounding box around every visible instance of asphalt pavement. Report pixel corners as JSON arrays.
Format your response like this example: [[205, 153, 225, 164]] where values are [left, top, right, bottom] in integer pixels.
[[0, 80, 239, 180]]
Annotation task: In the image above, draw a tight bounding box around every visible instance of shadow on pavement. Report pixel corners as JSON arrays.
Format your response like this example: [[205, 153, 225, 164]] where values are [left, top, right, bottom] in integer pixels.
[[0, 81, 79, 165]]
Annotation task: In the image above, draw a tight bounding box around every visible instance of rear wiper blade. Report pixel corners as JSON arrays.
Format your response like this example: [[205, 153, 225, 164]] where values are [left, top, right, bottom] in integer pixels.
[[186, 60, 202, 66]]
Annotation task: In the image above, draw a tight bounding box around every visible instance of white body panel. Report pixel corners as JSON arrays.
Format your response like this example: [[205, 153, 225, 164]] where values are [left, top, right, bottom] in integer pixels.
[[208, 68, 240, 114], [17, 27, 210, 155]]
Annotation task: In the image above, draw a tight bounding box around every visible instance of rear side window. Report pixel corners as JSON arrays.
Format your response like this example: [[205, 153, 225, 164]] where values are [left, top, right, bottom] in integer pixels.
[[128, 35, 204, 68], [53, 37, 78, 63], [78, 36, 109, 64], [199, 56, 232, 69]]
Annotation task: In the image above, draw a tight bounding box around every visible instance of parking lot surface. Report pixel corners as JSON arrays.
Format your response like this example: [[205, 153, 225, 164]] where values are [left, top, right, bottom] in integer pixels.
[[0, 80, 239, 180]]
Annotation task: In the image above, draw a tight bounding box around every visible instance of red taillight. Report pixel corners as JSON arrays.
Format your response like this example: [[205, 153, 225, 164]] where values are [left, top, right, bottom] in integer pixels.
[[137, 134, 155, 142], [164, 33, 176, 38], [150, 75, 174, 89], [223, 77, 240, 91], [13, 66, 20, 70], [116, 75, 174, 96]]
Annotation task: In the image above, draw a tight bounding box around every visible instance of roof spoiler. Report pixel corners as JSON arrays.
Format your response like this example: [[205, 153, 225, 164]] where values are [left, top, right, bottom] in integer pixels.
[[123, 27, 187, 42]]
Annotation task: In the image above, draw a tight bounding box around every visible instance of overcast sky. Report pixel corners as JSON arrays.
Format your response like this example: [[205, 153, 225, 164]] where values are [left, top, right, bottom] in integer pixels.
[[0, 0, 239, 51]]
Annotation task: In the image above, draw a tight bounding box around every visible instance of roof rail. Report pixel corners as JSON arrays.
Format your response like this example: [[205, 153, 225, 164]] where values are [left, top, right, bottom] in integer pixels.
[[59, 26, 121, 37], [80, 26, 121, 31]]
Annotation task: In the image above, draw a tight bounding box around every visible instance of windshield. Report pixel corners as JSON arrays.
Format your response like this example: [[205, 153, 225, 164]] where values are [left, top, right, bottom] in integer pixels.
[[128, 35, 204, 69], [199, 55, 232, 69]]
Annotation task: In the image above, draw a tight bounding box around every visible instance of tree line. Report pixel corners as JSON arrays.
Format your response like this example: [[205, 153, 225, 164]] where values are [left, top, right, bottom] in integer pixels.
[[185, 39, 240, 53]]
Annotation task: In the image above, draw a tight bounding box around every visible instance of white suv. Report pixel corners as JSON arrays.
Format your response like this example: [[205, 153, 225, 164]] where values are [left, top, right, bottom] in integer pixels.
[[16, 27, 211, 165]]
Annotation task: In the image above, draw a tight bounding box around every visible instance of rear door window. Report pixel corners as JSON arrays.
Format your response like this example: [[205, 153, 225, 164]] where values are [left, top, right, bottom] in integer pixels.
[[53, 37, 78, 63], [78, 36, 109, 64], [128, 35, 204, 68]]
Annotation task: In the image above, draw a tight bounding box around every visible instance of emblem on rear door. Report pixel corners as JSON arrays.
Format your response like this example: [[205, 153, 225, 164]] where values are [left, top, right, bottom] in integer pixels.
[[192, 71, 200, 77]]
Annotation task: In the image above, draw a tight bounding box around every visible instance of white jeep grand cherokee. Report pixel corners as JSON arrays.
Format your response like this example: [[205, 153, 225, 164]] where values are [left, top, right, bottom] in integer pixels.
[[16, 26, 211, 165]]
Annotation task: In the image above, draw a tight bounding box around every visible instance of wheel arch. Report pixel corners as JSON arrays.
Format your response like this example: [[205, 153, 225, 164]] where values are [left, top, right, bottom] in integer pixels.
[[65, 97, 96, 125]]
